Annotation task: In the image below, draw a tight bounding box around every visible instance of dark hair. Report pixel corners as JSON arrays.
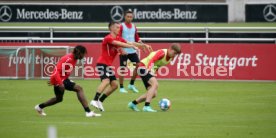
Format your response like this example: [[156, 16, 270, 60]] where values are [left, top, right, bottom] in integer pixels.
[[73, 45, 87, 55], [108, 21, 120, 30], [124, 9, 133, 15], [170, 43, 181, 54]]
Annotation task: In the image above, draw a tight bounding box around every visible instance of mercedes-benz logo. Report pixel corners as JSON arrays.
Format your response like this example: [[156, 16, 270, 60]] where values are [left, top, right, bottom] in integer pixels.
[[0, 6, 12, 22], [263, 4, 276, 22], [110, 5, 124, 22]]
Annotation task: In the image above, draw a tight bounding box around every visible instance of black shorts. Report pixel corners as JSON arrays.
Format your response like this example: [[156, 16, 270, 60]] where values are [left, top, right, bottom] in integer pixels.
[[96, 63, 116, 82], [63, 79, 76, 91], [53, 79, 76, 95], [138, 68, 154, 89], [120, 53, 140, 67]]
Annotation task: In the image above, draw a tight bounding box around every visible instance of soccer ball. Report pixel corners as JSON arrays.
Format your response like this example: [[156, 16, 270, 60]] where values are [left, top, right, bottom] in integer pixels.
[[159, 98, 171, 111]]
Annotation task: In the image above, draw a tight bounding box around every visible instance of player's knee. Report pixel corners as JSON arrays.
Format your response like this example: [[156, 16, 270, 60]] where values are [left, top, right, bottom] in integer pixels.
[[111, 83, 118, 90], [79, 87, 83, 92], [59, 86, 65, 92], [74, 85, 83, 92], [110, 80, 118, 90], [152, 82, 159, 89], [56, 97, 63, 102], [114, 84, 118, 90], [119, 67, 127, 76]]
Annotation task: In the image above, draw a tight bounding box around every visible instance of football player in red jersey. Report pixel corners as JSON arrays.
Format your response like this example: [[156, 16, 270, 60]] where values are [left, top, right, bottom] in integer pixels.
[[35, 45, 101, 117], [90, 22, 152, 112]]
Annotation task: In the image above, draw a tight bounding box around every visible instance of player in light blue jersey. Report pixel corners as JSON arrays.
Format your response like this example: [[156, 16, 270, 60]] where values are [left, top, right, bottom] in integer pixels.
[[118, 10, 143, 93]]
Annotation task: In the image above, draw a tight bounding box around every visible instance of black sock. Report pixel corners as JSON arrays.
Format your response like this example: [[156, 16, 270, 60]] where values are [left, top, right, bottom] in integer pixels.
[[145, 102, 150, 106], [132, 100, 138, 105], [120, 84, 124, 88], [84, 107, 91, 113], [99, 94, 108, 102], [39, 103, 46, 109], [94, 92, 101, 100], [130, 80, 135, 85]]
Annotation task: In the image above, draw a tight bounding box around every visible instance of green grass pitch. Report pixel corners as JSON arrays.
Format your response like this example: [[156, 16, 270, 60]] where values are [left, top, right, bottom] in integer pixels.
[[0, 80, 275, 138]]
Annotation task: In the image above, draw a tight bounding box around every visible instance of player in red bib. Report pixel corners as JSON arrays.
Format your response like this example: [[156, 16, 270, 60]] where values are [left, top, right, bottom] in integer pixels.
[[90, 22, 152, 112], [35, 45, 101, 117]]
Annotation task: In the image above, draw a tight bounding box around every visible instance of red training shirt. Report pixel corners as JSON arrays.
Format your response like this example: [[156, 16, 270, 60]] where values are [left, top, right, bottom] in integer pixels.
[[97, 34, 127, 66], [50, 53, 77, 86]]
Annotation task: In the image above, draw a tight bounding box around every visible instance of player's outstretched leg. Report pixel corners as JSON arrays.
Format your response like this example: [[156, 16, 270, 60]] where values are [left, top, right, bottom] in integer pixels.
[[128, 98, 142, 112], [128, 91, 147, 111], [142, 90, 158, 112], [97, 80, 118, 111], [35, 86, 65, 116], [91, 79, 109, 110], [142, 77, 158, 112], [119, 55, 128, 93], [73, 85, 101, 117], [119, 72, 128, 93], [128, 77, 158, 112], [128, 65, 139, 93]]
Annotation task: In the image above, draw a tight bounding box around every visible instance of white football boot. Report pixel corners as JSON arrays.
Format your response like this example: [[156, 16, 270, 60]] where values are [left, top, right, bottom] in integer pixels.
[[97, 101, 105, 112], [90, 100, 99, 109], [34, 105, 47, 116], [85, 111, 101, 117]]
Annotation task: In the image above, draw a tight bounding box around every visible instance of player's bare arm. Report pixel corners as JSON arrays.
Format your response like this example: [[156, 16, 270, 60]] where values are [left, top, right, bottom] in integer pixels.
[[127, 42, 153, 52], [112, 40, 139, 50]]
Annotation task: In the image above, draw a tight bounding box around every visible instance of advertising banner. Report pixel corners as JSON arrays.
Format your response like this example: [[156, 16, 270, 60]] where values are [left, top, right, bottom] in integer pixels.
[[0, 4, 227, 22], [0, 43, 275, 80], [246, 4, 276, 22]]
